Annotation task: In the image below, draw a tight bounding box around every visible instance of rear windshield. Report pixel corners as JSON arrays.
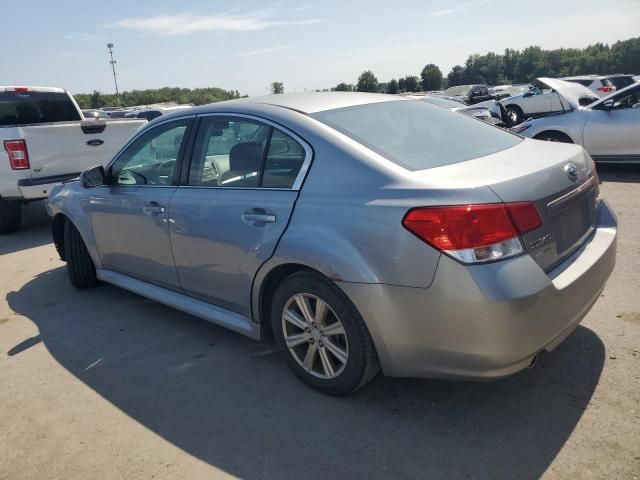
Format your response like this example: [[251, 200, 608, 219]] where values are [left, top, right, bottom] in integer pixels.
[[0, 91, 81, 126], [609, 76, 635, 89], [311, 100, 521, 171]]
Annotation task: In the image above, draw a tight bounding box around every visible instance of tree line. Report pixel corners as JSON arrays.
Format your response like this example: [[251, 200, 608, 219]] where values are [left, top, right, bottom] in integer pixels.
[[74, 87, 243, 109], [333, 36, 640, 94]]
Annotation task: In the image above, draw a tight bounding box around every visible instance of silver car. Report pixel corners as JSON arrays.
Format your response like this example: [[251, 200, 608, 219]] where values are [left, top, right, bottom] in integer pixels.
[[513, 80, 640, 163], [47, 93, 617, 395]]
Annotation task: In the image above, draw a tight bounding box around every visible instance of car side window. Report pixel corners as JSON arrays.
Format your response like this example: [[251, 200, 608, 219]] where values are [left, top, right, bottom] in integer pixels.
[[110, 120, 189, 186], [613, 89, 640, 110], [263, 130, 306, 188], [188, 117, 306, 189]]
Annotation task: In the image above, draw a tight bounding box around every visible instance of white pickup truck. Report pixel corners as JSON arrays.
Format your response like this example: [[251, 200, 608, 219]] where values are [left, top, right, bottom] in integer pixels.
[[0, 86, 146, 233]]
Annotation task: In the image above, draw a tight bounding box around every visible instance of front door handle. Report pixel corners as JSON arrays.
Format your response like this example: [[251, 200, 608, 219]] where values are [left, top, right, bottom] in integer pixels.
[[242, 208, 276, 226], [143, 201, 165, 216]]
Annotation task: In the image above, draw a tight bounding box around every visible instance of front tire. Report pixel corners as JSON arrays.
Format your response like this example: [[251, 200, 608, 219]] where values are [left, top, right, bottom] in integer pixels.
[[64, 221, 98, 289], [271, 271, 380, 395], [0, 200, 22, 234], [505, 105, 524, 125]]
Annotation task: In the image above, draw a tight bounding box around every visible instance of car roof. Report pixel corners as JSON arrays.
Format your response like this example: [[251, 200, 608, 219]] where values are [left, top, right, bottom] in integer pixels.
[[186, 92, 405, 116]]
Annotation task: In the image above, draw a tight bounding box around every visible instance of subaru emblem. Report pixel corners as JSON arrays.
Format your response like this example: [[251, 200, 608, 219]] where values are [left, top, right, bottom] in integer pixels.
[[564, 162, 578, 181]]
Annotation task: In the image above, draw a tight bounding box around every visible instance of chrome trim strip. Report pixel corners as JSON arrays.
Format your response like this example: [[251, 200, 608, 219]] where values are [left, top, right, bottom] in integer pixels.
[[547, 176, 596, 217], [96, 269, 260, 340]]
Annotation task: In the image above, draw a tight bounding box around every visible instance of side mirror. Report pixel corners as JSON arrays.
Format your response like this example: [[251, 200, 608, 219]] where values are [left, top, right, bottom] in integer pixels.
[[80, 165, 106, 188]]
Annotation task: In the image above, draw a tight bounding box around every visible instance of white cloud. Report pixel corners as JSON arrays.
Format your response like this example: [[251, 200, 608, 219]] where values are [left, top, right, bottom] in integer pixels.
[[239, 45, 293, 57], [112, 12, 322, 36]]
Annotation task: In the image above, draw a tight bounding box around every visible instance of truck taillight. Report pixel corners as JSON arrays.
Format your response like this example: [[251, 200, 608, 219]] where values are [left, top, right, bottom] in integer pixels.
[[402, 203, 541, 264], [597, 86, 614, 93], [3, 140, 30, 170]]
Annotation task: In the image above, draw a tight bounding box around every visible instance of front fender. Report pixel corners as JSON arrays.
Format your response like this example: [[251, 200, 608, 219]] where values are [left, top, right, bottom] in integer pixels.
[[47, 182, 103, 268]]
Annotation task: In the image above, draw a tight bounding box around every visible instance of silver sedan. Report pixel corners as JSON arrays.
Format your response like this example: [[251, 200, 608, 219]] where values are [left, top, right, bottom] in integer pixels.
[[513, 79, 640, 163], [47, 92, 617, 395]]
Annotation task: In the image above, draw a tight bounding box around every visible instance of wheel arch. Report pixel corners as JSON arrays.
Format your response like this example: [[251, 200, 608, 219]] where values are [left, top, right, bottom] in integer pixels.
[[533, 130, 574, 143], [51, 213, 68, 260]]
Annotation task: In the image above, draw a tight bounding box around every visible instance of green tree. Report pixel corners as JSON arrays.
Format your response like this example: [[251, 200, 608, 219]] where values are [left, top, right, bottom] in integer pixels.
[[420, 64, 443, 91], [334, 82, 352, 91], [270, 82, 284, 94], [387, 78, 399, 94], [403, 75, 420, 92], [398, 77, 406, 91], [356, 70, 379, 92], [447, 65, 466, 86]]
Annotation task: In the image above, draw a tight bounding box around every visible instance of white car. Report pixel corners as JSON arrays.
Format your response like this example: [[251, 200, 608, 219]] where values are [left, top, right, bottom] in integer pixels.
[[512, 79, 640, 163], [500, 78, 599, 124], [414, 95, 509, 126], [0, 86, 147, 233], [562, 75, 616, 98]]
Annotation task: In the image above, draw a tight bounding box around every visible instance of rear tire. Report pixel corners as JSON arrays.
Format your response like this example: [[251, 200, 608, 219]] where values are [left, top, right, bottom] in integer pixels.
[[534, 131, 573, 143], [0, 200, 22, 234], [64, 221, 98, 289], [271, 270, 380, 395], [505, 105, 524, 125]]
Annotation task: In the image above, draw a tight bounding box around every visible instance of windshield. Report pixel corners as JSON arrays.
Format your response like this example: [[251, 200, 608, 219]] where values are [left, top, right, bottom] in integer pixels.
[[442, 85, 472, 96], [422, 96, 465, 108], [311, 100, 521, 171], [0, 91, 81, 126]]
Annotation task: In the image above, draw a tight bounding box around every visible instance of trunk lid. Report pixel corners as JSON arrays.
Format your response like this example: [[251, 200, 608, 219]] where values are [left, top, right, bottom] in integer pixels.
[[410, 138, 599, 270]]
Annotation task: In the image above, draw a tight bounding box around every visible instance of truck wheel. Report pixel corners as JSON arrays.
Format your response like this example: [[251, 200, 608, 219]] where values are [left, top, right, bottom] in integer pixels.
[[64, 221, 98, 289], [0, 200, 22, 234], [505, 105, 524, 125], [271, 270, 380, 395]]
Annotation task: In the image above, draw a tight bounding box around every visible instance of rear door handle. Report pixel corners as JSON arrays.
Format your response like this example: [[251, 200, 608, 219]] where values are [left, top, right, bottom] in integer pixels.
[[143, 201, 165, 216], [242, 209, 276, 225]]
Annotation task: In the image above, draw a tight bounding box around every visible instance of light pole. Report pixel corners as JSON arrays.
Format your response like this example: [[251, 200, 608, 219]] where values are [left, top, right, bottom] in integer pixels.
[[106, 43, 120, 99]]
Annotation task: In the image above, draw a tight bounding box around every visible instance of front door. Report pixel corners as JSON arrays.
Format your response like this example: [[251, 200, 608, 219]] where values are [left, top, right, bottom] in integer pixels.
[[90, 118, 192, 289], [583, 85, 640, 161], [169, 115, 310, 317]]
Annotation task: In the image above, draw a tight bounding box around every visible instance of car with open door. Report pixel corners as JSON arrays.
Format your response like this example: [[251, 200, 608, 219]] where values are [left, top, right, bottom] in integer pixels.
[[512, 80, 640, 163], [48, 92, 616, 395]]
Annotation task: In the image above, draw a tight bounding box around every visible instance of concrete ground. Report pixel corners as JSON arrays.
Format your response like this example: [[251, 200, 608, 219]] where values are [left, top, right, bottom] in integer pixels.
[[1, 165, 639, 480]]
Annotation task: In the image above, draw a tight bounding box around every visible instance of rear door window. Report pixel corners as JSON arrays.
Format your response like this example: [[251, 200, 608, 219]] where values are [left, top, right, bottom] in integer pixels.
[[0, 91, 81, 126]]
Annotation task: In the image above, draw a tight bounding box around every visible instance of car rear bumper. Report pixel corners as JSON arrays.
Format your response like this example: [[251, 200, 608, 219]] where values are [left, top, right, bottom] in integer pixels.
[[338, 199, 617, 379]]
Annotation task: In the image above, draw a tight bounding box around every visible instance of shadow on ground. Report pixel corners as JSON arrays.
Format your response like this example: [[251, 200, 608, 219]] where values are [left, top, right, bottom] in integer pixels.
[[597, 163, 640, 184], [0, 201, 51, 255], [6, 267, 605, 480]]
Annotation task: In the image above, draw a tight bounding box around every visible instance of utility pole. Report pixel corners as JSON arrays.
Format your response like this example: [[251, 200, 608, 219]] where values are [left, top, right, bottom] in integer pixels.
[[106, 43, 120, 98]]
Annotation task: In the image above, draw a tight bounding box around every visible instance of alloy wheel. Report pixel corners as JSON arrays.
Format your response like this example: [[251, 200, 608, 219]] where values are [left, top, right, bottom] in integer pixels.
[[281, 293, 349, 379]]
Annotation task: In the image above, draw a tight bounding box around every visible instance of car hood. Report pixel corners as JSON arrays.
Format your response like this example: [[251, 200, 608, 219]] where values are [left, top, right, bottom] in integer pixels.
[[536, 78, 596, 109]]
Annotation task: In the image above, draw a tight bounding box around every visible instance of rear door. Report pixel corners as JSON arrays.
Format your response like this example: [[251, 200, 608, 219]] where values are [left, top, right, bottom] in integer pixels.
[[169, 115, 311, 317], [583, 84, 640, 161]]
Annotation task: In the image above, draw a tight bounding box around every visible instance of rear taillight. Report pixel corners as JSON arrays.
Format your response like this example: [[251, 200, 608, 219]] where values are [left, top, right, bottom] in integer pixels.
[[402, 203, 542, 264], [3, 140, 30, 170], [597, 86, 614, 93]]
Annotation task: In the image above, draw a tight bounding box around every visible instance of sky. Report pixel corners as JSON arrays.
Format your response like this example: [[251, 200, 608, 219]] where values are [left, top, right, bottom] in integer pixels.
[[3, 0, 640, 96]]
